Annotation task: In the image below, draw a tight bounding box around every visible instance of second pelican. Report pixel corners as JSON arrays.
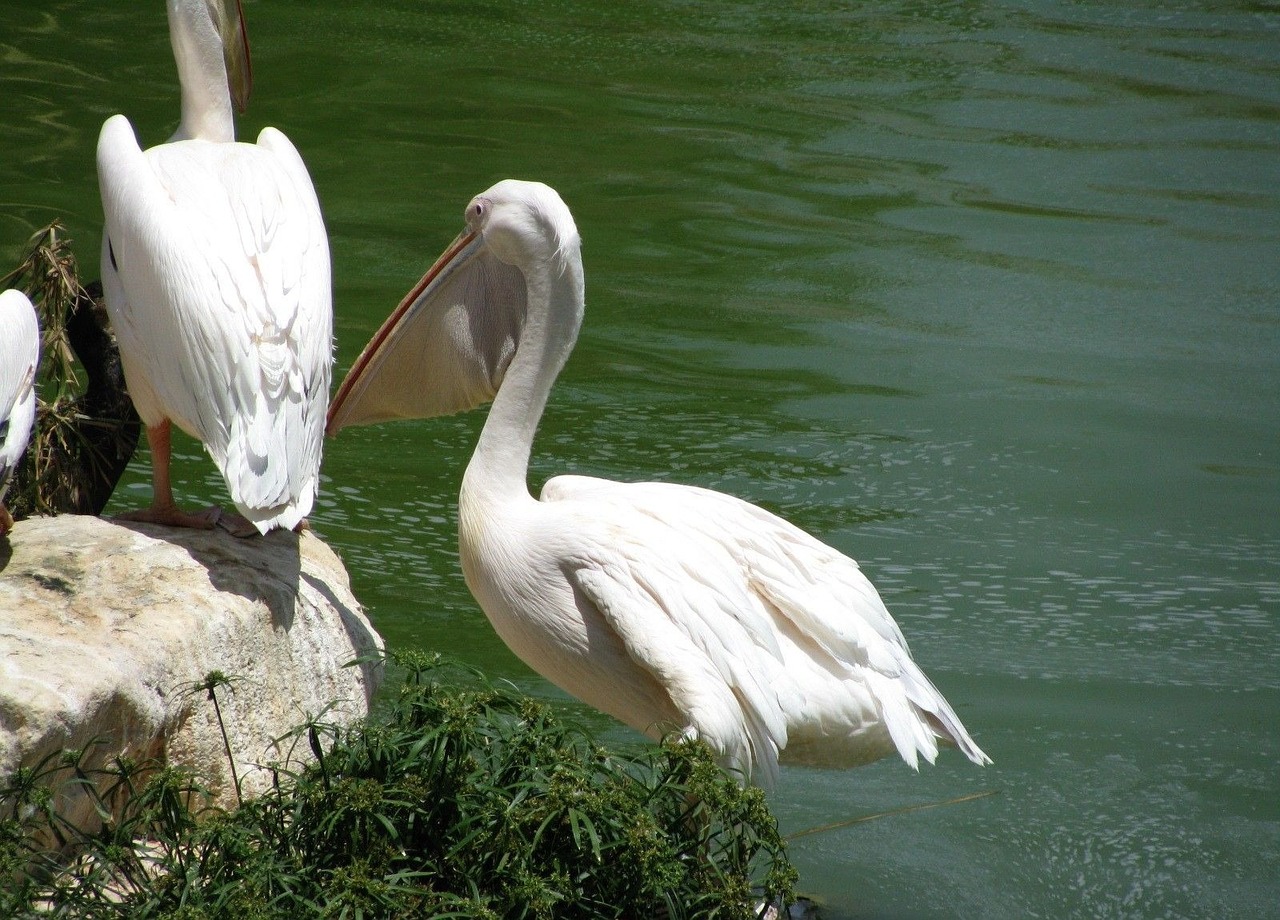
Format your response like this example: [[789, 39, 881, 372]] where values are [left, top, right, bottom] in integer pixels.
[[97, 0, 331, 533], [328, 180, 990, 786]]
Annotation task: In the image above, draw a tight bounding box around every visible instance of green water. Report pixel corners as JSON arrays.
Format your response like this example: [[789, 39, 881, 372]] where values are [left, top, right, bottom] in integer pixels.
[[4, 1, 1278, 916]]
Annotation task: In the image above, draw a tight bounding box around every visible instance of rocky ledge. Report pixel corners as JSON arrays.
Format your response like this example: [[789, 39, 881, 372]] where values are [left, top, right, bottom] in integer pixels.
[[0, 515, 384, 827]]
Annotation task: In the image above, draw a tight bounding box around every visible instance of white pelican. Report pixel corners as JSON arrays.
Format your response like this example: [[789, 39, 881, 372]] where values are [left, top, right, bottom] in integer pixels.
[[327, 180, 990, 786], [1, 289, 39, 537], [96, 0, 331, 534]]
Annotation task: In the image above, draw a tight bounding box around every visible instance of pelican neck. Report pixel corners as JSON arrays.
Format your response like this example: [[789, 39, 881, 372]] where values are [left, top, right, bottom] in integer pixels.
[[168, 0, 236, 143], [462, 248, 584, 506]]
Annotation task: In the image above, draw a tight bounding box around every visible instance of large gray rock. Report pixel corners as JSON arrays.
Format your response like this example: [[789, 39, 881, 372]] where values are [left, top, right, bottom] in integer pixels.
[[0, 515, 384, 826]]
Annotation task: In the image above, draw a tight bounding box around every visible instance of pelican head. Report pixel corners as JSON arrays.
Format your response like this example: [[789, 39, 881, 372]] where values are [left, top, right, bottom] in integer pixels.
[[326, 180, 583, 436], [465, 180, 581, 273]]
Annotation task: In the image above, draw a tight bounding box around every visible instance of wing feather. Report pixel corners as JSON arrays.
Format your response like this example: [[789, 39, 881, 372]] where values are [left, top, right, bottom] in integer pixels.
[[570, 539, 789, 785], [545, 474, 991, 772]]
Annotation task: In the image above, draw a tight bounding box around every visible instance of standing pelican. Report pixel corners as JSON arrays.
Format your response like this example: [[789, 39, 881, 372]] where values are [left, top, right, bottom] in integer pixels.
[[1, 289, 39, 537], [97, 0, 331, 533], [328, 181, 989, 785]]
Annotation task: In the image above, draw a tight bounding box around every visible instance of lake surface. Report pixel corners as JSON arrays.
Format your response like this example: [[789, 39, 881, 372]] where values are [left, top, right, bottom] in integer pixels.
[[3, 1, 1278, 916]]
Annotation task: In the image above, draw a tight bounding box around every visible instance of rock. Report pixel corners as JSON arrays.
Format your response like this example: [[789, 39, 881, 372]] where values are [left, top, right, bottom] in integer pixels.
[[0, 515, 384, 829]]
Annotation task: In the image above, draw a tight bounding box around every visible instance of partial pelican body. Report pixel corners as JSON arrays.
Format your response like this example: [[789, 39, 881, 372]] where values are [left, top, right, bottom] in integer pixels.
[[0, 289, 39, 536], [97, 0, 331, 533], [327, 181, 989, 786]]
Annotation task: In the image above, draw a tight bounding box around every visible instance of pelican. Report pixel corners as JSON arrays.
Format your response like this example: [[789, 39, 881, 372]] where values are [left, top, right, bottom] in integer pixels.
[[1, 289, 39, 537], [96, 0, 331, 534], [327, 180, 990, 785]]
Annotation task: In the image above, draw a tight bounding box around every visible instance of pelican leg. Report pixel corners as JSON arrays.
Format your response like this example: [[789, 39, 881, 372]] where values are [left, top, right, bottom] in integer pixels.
[[117, 419, 217, 529]]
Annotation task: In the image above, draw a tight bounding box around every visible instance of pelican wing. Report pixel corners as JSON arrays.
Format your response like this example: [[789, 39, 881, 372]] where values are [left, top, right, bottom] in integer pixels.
[[548, 474, 910, 655], [547, 474, 991, 771], [327, 232, 527, 434], [97, 114, 332, 531], [0, 290, 39, 486], [566, 513, 793, 786]]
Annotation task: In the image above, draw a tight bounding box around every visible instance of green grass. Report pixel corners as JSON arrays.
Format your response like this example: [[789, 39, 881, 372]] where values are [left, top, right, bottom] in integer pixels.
[[1, 654, 797, 919]]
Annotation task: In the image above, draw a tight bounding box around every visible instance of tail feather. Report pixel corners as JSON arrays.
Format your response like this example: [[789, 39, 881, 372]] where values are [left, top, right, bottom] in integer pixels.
[[871, 664, 991, 769]]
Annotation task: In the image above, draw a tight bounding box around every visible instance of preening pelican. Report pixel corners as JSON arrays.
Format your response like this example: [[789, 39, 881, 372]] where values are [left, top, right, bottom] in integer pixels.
[[1, 289, 39, 537], [97, 0, 331, 534], [328, 180, 990, 785]]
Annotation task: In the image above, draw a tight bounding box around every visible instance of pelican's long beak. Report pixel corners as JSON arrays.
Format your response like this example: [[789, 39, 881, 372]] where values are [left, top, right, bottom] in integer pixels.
[[326, 228, 483, 437], [217, 0, 252, 113]]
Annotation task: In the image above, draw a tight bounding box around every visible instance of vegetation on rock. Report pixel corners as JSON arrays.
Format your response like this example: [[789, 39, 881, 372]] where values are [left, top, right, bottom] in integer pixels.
[[1, 654, 796, 919]]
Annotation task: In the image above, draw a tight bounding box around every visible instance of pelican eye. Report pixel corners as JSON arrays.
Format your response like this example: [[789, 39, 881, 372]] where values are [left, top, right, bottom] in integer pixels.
[[467, 197, 490, 230]]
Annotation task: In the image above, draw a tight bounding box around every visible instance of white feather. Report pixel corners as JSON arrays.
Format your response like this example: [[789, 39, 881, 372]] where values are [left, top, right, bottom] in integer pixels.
[[0, 290, 40, 507]]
